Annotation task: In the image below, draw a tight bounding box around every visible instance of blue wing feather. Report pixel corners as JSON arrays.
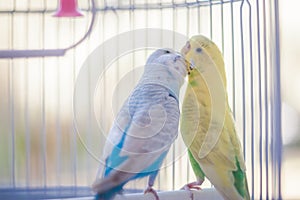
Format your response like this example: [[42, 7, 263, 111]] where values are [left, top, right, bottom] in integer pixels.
[[104, 125, 130, 176], [93, 85, 180, 200]]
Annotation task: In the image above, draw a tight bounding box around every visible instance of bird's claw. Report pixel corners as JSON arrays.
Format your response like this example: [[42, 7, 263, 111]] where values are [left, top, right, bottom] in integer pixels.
[[181, 182, 202, 191], [181, 182, 202, 200], [144, 186, 159, 200]]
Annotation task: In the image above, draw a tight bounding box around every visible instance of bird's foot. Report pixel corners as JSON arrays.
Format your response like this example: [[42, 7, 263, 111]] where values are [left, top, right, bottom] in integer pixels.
[[144, 186, 159, 200], [181, 181, 202, 191], [180, 181, 202, 200]]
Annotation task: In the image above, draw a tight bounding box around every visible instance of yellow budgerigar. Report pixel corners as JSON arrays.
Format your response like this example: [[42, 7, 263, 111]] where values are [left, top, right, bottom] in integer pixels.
[[180, 35, 250, 200]]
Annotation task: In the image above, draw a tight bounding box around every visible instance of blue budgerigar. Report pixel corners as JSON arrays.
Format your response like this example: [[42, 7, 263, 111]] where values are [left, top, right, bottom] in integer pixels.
[[92, 49, 188, 200]]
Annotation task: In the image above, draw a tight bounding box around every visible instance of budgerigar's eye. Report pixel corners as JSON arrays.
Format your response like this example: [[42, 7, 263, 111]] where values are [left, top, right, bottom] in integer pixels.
[[196, 48, 202, 53], [165, 50, 171, 53]]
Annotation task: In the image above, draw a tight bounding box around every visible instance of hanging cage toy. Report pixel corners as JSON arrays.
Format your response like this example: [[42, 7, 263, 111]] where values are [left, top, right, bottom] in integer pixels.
[[53, 0, 83, 17], [0, 0, 95, 58]]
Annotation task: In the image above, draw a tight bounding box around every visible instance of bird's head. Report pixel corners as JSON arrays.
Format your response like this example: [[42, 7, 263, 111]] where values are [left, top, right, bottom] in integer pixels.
[[146, 48, 188, 78], [181, 35, 227, 85]]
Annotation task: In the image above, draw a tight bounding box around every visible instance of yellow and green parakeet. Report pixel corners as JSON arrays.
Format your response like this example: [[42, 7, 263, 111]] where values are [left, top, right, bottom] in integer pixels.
[[180, 35, 250, 200]]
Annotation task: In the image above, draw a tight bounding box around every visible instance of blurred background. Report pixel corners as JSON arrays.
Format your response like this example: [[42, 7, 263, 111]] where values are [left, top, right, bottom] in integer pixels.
[[0, 0, 298, 199], [279, 0, 300, 199]]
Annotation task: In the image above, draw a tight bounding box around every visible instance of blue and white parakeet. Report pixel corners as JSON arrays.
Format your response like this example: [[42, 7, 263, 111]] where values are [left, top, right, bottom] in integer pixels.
[[92, 49, 188, 200]]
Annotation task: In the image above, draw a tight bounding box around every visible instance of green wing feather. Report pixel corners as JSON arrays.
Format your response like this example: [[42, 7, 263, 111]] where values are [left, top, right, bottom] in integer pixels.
[[233, 157, 250, 200], [188, 149, 205, 181]]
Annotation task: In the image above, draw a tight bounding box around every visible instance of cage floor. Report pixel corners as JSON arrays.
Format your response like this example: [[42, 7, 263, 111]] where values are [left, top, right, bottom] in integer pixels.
[[0, 186, 95, 200], [0, 187, 222, 200]]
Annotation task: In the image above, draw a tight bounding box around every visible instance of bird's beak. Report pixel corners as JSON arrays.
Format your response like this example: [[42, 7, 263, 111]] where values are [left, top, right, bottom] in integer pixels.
[[181, 41, 194, 75], [173, 53, 191, 75], [181, 41, 191, 55]]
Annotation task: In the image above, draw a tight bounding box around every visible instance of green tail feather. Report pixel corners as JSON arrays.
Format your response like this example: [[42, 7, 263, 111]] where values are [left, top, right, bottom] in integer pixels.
[[232, 157, 250, 200], [188, 150, 205, 181]]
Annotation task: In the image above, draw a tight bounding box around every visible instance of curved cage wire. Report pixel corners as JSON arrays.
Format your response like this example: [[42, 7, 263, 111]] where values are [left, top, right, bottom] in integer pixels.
[[0, 0, 282, 199]]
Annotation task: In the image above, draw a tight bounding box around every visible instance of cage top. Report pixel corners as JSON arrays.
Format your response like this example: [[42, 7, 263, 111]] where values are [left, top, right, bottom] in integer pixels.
[[100, 0, 243, 10], [0, 0, 243, 13]]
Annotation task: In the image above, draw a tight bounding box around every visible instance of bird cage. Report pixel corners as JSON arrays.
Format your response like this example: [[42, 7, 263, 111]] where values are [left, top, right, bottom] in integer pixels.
[[0, 0, 282, 199]]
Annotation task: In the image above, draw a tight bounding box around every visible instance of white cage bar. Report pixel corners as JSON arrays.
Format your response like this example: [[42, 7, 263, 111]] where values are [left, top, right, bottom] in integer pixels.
[[0, 0, 282, 199]]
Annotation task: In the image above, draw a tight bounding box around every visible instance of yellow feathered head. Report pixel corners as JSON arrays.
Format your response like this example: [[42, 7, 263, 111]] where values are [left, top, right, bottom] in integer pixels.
[[181, 35, 227, 88]]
